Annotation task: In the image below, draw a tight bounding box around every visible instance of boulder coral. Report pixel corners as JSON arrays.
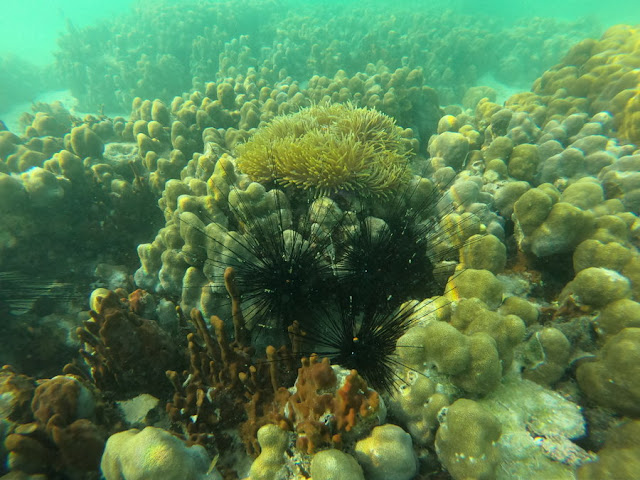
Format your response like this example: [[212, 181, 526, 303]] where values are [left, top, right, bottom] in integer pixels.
[[577, 420, 640, 480], [560, 267, 632, 307], [387, 373, 449, 446], [100, 426, 222, 480], [504, 24, 640, 145], [576, 327, 640, 417], [247, 424, 290, 480], [310, 448, 365, 480], [520, 327, 572, 386], [396, 295, 525, 397], [593, 298, 640, 339], [599, 154, 640, 215], [1, 370, 107, 477], [68, 124, 104, 159], [435, 398, 502, 480], [513, 182, 597, 257], [354, 424, 417, 480]]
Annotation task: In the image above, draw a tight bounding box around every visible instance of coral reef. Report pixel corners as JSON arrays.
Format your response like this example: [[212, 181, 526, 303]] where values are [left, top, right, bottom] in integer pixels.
[[496, 24, 640, 153], [305, 67, 442, 145], [0, 101, 162, 282], [50, 1, 597, 111], [0, 55, 53, 113], [3, 8, 640, 480]]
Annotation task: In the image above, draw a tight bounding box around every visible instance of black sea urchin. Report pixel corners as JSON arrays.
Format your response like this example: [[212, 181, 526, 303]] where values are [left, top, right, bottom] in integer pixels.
[[179, 156, 483, 393], [332, 174, 472, 317], [222, 186, 338, 332], [179, 170, 342, 345], [297, 299, 421, 393]]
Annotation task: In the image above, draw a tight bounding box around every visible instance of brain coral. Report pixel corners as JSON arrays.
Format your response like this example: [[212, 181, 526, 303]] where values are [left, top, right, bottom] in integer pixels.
[[235, 103, 412, 197]]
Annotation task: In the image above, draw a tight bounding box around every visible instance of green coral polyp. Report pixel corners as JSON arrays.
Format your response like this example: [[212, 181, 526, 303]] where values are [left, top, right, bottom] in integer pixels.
[[236, 103, 411, 197]]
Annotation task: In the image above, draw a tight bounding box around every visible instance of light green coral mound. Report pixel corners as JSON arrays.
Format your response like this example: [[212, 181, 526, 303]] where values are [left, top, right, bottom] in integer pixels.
[[100, 426, 221, 480], [512, 181, 597, 257], [354, 424, 417, 480], [562, 267, 632, 307], [236, 103, 412, 197], [577, 327, 640, 416], [435, 398, 502, 480], [310, 449, 364, 480], [578, 420, 640, 480], [387, 373, 449, 446], [248, 424, 289, 480], [521, 327, 571, 386]]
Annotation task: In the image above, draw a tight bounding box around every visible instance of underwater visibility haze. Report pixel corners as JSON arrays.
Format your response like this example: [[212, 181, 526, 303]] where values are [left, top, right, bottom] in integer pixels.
[[1, 0, 640, 479]]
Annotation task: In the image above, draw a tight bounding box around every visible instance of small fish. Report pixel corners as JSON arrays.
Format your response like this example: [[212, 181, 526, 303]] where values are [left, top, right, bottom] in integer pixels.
[[206, 452, 220, 475], [0, 271, 77, 315]]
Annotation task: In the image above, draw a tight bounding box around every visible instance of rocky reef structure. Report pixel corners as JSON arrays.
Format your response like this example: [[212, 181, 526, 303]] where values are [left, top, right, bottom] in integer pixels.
[[0, 102, 162, 279], [504, 24, 640, 146]]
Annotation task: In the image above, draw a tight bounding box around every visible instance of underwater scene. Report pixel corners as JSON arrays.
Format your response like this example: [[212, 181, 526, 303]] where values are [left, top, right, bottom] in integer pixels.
[[1, 0, 640, 478]]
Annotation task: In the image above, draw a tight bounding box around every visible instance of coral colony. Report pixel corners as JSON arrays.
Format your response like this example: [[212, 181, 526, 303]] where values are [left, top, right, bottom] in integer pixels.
[[1, 2, 640, 479]]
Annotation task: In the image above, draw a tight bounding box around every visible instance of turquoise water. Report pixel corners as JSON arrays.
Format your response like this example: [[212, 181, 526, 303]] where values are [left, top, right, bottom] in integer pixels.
[[0, 0, 133, 65], [2, 0, 639, 67], [456, 0, 640, 23]]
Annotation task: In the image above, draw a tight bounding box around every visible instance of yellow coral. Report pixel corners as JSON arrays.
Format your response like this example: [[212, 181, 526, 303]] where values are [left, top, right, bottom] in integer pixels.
[[620, 88, 640, 144], [506, 24, 640, 144], [235, 103, 411, 197]]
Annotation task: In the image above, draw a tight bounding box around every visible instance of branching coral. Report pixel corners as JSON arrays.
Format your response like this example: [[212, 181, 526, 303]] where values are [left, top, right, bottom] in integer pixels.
[[236, 103, 412, 197], [277, 354, 383, 455], [166, 266, 295, 462], [165, 266, 384, 473]]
